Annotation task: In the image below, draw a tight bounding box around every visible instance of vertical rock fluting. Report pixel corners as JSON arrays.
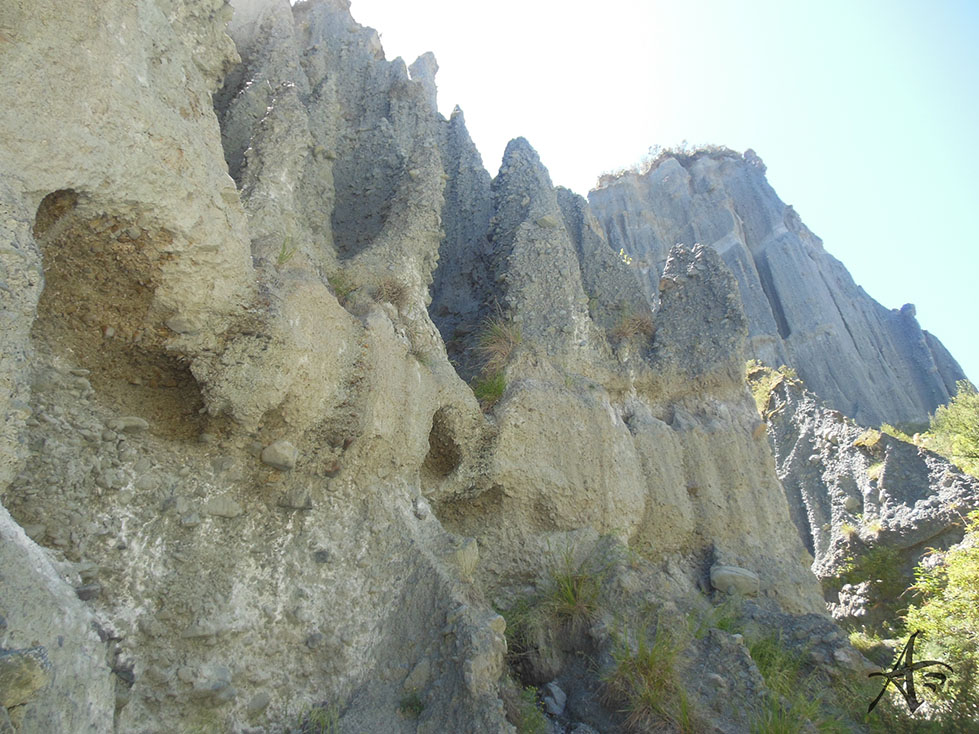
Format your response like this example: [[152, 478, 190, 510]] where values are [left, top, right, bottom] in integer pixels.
[[589, 151, 966, 427], [0, 0, 937, 731]]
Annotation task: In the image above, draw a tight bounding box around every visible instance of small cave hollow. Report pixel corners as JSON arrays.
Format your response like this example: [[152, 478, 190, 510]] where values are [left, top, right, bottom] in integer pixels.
[[31, 189, 206, 440], [422, 406, 462, 480]]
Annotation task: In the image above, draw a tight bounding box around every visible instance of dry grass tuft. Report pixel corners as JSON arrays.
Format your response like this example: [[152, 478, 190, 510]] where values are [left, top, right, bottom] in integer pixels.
[[373, 277, 409, 309], [476, 318, 521, 375], [610, 310, 655, 344]]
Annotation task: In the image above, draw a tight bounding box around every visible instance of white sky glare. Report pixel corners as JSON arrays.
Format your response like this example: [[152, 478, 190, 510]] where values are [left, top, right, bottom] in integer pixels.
[[295, 0, 979, 387]]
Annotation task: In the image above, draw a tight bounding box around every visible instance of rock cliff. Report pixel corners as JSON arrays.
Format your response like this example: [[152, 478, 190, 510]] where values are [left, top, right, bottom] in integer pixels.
[[0, 1, 964, 732], [755, 368, 979, 626], [588, 151, 967, 427]]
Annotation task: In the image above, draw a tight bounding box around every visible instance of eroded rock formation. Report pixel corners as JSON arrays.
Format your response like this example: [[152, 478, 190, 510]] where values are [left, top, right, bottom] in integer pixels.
[[757, 370, 979, 625], [589, 151, 966, 427], [0, 1, 963, 732]]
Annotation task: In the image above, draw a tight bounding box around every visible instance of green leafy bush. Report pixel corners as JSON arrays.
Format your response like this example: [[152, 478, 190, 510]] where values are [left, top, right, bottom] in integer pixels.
[[501, 679, 549, 734], [924, 380, 979, 477], [903, 511, 979, 722], [398, 689, 424, 719]]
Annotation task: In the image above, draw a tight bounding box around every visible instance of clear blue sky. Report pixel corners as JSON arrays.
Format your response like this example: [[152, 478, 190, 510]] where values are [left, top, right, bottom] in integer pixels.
[[312, 0, 979, 389]]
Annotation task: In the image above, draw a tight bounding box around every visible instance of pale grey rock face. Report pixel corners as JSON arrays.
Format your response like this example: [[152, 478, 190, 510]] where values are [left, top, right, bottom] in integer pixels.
[[0, 505, 114, 733], [589, 152, 966, 426], [0, 0, 904, 731], [762, 375, 979, 621]]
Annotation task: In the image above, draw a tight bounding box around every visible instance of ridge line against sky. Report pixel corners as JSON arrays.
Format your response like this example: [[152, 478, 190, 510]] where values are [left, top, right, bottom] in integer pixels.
[[296, 0, 979, 387]]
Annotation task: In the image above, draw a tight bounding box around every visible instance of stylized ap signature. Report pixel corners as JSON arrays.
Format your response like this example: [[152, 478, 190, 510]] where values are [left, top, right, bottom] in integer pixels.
[[868, 630, 953, 714]]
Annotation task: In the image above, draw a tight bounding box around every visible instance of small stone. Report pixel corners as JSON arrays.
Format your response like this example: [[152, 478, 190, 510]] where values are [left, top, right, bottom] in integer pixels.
[[198, 432, 217, 445], [103, 326, 115, 338], [165, 316, 199, 335], [107, 417, 149, 433], [261, 440, 298, 471], [135, 474, 159, 491], [75, 583, 101, 601], [102, 430, 118, 442], [305, 633, 324, 649], [544, 681, 566, 715], [536, 214, 560, 228], [246, 692, 271, 716], [843, 495, 861, 512], [203, 496, 243, 518], [177, 667, 196, 683], [312, 550, 330, 564], [709, 565, 760, 597], [211, 456, 235, 473], [277, 486, 312, 511]]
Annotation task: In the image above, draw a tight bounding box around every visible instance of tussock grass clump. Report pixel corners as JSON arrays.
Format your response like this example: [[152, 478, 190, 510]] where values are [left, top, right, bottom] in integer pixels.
[[476, 318, 521, 375], [745, 361, 798, 416], [296, 703, 340, 734], [866, 462, 884, 482], [853, 428, 883, 449], [373, 276, 409, 309], [602, 623, 696, 733], [537, 547, 606, 635], [473, 372, 506, 409], [610, 309, 655, 345], [327, 271, 357, 305]]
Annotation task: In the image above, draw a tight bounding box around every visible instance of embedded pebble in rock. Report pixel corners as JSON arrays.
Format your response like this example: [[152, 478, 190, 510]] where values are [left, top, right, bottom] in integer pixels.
[[260, 440, 298, 471], [710, 565, 761, 596], [106, 417, 149, 433], [202, 496, 243, 519]]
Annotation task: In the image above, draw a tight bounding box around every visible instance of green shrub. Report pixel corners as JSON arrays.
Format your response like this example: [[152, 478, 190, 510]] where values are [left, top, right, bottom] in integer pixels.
[[903, 511, 979, 721], [472, 371, 506, 409], [838, 545, 907, 603], [398, 689, 424, 719], [501, 679, 549, 734], [746, 362, 798, 416], [880, 423, 916, 444], [853, 428, 883, 449], [923, 380, 979, 478]]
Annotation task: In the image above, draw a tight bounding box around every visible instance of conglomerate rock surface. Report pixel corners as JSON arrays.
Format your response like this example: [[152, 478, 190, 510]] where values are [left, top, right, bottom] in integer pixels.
[[0, 1, 960, 732], [588, 151, 966, 427]]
